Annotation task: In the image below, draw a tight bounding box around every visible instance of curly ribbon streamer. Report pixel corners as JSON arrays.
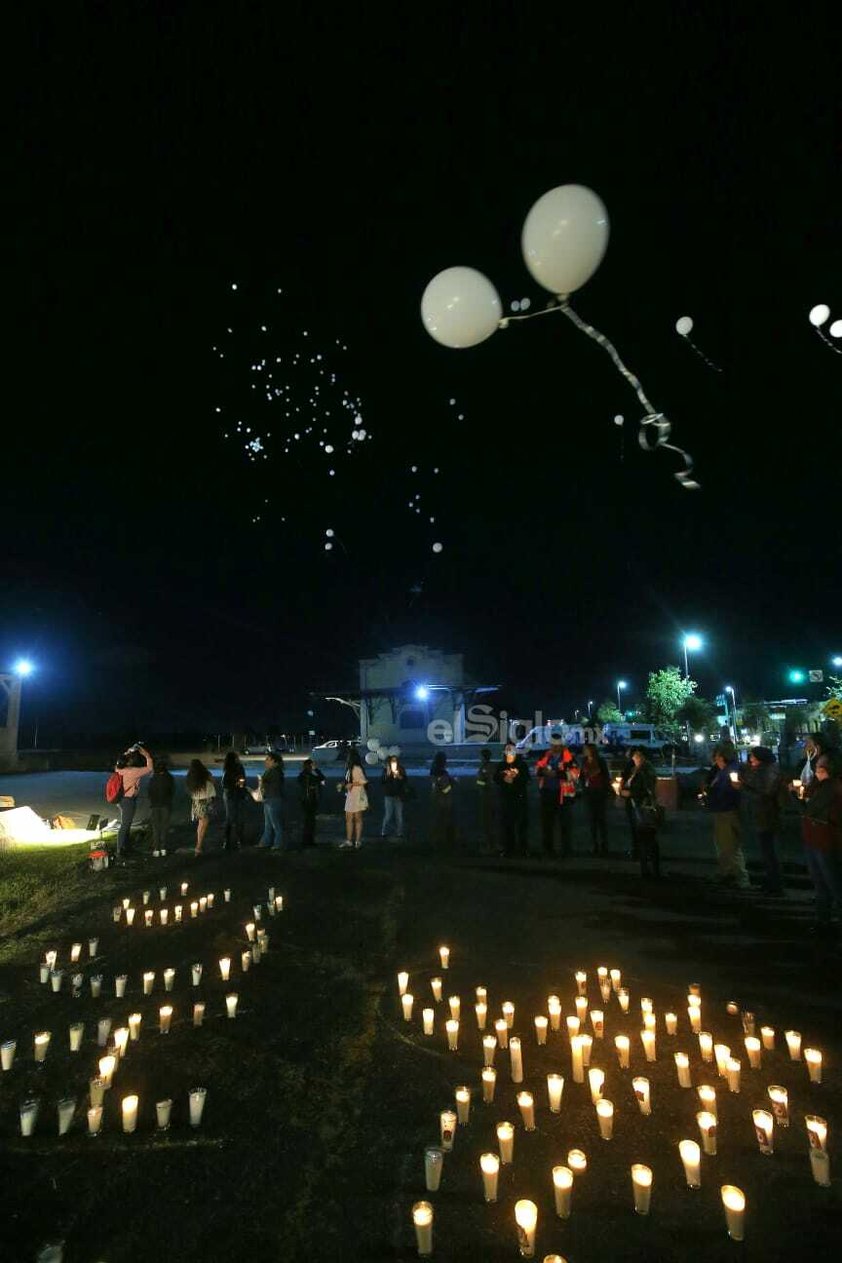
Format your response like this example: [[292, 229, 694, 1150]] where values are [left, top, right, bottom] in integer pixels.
[[679, 332, 724, 373], [812, 327, 842, 356]]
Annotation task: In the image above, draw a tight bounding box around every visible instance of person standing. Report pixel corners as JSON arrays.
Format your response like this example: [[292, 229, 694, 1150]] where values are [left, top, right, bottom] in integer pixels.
[[221, 751, 249, 852], [114, 743, 153, 860], [340, 748, 368, 849], [298, 758, 325, 847], [476, 747, 497, 853], [621, 748, 660, 877], [148, 756, 175, 854], [258, 750, 286, 850], [185, 759, 216, 857], [739, 746, 785, 894], [580, 743, 611, 856], [535, 733, 578, 857], [706, 750, 749, 888], [801, 755, 842, 936], [618, 747, 638, 858], [381, 755, 408, 838], [494, 742, 530, 856]]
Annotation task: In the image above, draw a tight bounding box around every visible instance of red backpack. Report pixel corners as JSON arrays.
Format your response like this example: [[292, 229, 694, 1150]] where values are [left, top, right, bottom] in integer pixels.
[[105, 771, 124, 804]]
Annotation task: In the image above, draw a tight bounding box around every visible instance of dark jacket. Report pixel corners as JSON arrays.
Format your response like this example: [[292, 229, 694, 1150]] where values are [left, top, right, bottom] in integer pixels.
[[740, 763, 782, 831], [148, 770, 175, 808], [222, 760, 248, 795], [626, 759, 657, 806], [260, 765, 285, 801], [802, 778, 842, 852], [494, 756, 530, 799], [382, 764, 409, 798], [298, 767, 325, 805], [476, 759, 495, 791], [706, 763, 741, 812], [580, 755, 611, 794]]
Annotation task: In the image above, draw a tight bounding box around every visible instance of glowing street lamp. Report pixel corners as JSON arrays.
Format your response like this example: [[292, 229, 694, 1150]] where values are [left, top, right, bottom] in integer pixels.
[[832, 656, 842, 669], [682, 634, 703, 679], [414, 685, 431, 701], [13, 660, 35, 678], [617, 680, 627, 714], [724, 685, 738, 741], [788, 669, 806, 685]]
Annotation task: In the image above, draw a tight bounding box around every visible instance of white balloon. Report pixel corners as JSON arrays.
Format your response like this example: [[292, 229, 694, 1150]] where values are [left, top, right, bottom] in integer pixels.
[[364, 752, 379, 766], [367, 738, 381, 751], [521, 184, 610, 295], [387, 745, 401, 758], [809, 304, 830, 327], [614, 414, 624, 426], [676, 315, 694, 336], [421, 267, 502, 348], [830, 319, 842, 338], [432, 542, 443, 553]]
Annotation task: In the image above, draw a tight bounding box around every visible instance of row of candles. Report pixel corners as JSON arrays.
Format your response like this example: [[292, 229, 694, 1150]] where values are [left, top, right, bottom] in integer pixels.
[[403, 952, 832, 1254], [18, 1086, 208, 1137]]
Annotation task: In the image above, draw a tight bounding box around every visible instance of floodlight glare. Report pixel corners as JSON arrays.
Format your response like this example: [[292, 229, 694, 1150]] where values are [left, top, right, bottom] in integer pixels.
[[414, 685, 430, 701], [13, 659, 34, 677]]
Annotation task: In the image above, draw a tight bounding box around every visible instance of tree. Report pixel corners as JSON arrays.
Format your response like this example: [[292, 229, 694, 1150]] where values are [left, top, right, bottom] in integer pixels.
[[742, 699, 772, 735], [676, 695, 717, 736], [826, 674, 842, 703], [596, 699, 624, 724], [644, 666, 697, 739]]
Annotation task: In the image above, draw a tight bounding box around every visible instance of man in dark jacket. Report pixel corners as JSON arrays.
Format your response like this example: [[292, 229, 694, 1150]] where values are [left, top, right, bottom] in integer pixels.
[[494, 743, 530, 856], [801, 755, 842, 934], [298, 758, 325, 848], [739, 747, 784, 894], [706, 751, 749, 888], [258, 751, 286, 850]]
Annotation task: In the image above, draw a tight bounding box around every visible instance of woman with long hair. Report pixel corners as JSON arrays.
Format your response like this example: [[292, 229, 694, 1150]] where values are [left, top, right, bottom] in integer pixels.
[[340, 748, 369, 849], [580, 742, 611, 856], [621, 748, 660, 878], [430, 751, 457, 850], [185, 758, 216, 856], [381, 754, 408, 838], [221, 750, 249, 852]]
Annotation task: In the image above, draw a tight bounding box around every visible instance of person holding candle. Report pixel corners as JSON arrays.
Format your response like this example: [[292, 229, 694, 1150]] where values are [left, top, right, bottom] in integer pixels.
[[621, 749, 661, 878], [704, 749, 750, 889], [475, 747, 498, 854], [185, 759, 217, 856], [494, 742, 531, 857], [800, 754, 842, 937], [112, 743, 154, 862], [258, 750, 287, 851], [221, 750, 250, 852], [429, 752, 457, 851], [297, 758, 326, 848], [738, 746, 785, 895], [534, 732, 578, 859], [380, 754, 408, 840], [339, 748, 369, 849], [580, 743, 611, 857]]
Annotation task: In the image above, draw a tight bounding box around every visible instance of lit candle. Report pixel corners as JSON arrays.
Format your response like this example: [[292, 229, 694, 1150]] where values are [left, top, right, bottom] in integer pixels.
[[806, 1115, 828, 1152], [534, 1015, 548, 1045], [633, 1076, 651, 1116], [495, 1018, 509, 1050], [575, 995, 588, 1022], [142, 890, 151, 905], [69, 1022, 84, 1053], [547, 1072, 564, 1112], [252, 940, 263, 963], [614, 1034, 630, 1069], [475, 1001, 488, 1030], [397, 970, 409, 996], [193, 1001, 205, 1028], [424, 1145, 443, 1191], [113, 1027, 129, 1059], [412, 1201, 433, 1257], [481, 1152, 500, 1203], [610, 968, 621, 991], [112, 906, 122, 923], [510, 1036, 524, 1082], [39, 962, 50, 984], [643, 1012, 656, 1033], [88, 936, 99, 958], [20, 1100, 39, 1136], [144, 909, 154, 928], [514, 1199, 538, 1259], [805, 1048, 822, 1084], [200, 896, 208, 913], [497, 1120, 515, 1164], [71, 973, 84, 998], [156, 1098, 172, 1131], [581, 1033, 593, 1067], [761, 1025, 775, 1050], [449, 995, 461, 1022], [96, 1018, 112, 1049], [726, 1057, 741, 1093], [665, 1012, 678, 1036], [631, 1164, 653, 1215], [225, 993, 238, 1020], [548, 995, 562, 1030], [159, 908, 169, 926], [89, 1077, 105, 1108], [476, 985, 487, 1003], [566, 1015, 581, 1041], [189, 1086, 206, 1128], [552, 1165, 573, 1217], [401, 993, 414, 1023], [697, 1084, 717, 1120], [1, 1040, 16, 1071], [698, 1031, 713, 1062], [517, 1089, 535, 1130], [571, 1035, 585, 1083], [744, 1036, 761, 1068], [242, 950, 252, 972], [617, 987, 630, 1013], [768, 1084, 789, 1127], [679, 1139, 701, 1188], [721, 1185, 745, 1241], [810, 1150, 831, 1187], [753, 1108, 774, 1154], [481, 1066, 497, 1103], [455, 1085, 471, 1125], [274, 895, 282, 913], [596, 1098, 614, 1139], [483, 1035, 497, 1067], [688, 1006, 702, 1035], [121, 1094, 139, 1134], [50, 970, 63, 993], [181, 881, 189, 896], [600, 980, 612, 1003], [98, 1054, 116, 1089], [502, 1000, 515, 1029], [70, 943, 81, 963], [191, 963, 203, 986], [591, 1010, 604, 1039], [126, 908, 135, 926], [641, 1030, 657, 1062], [641, 996, 654, 1016], [143, 971, 155, 996], [714, 1043, 731, 1078], [439, 945, 450, 970], [87, 1105, 103, 1135], [164, 968, 175, 992], [697, 1110, 717, 1154], [445, 1019, 459, 1051], [440, 1109, 457, 1152], [174, 904, 183, 922], [128, 1013, 141, 1042], [785, 1029, 802, 1061], [57, 1097, 76, 1136], [244, 921, 257, 942], [674, 1052, 692, 1088], [575, 970, 587, 996], [568, 1148, 587, 1175], [422, 1007, 434, 1036], [430, 977, 443, 1003], [741, 1010, 756, 1036], [588, 1066, 605, 1104], [726, 1000, 739, 1016], [34, 1031, 51, 1063], [159, 1005, 173, 1034], [46, 949, 58, 969], [191, 902, 200, 920]]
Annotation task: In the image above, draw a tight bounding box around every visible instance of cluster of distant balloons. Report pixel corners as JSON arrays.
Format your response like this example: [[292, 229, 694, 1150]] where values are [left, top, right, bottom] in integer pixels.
[[809, 304, 842, 354], [364, 737, 402, 767]]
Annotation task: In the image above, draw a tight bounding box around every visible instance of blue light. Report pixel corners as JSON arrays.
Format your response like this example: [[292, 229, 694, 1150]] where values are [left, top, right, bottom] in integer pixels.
[[788, 669, 805, 684], [414, 685, 430, 701], [13, 659, 34, 677]]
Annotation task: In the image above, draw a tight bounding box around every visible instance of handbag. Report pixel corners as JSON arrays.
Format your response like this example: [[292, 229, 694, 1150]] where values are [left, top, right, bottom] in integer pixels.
[[633, 798, 660, 829]]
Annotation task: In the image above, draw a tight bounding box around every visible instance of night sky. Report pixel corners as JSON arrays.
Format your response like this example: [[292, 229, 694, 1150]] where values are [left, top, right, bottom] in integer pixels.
[[7, 7, 841, 741]]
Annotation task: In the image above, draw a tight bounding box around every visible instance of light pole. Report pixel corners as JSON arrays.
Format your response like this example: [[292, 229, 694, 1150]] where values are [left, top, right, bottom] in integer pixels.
[[588, 699, 594, 718], [682, 633, 703, 680], [724, 685, 738, 743], [617, 680, 627, 715]]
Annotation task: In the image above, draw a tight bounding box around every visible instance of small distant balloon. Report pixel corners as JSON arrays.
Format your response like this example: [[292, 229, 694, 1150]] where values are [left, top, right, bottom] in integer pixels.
[[830, 320, 842, 338], [325, 528, 335, 538], [676, 316, 694, 336], [364, 752, 379, 766], [432, 542, 443, 553], [614, 414, 624, 427], [809, 304, 830, 327], [324, 542, 333, 551]]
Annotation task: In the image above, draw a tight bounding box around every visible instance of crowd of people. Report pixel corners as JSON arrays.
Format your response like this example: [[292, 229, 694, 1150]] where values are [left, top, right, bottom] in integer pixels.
[[110, 728, 842, 934]]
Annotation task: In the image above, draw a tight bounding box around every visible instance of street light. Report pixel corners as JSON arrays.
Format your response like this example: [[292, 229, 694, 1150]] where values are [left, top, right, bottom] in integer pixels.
[[724, 684, 738, 742], [13, 659, 35, 678], [832, 656, 842, 669], [588, 699, 594, 718], [682, 633, 703, 679], [788, 669, 805, 685], [617, 680, 627, 714]]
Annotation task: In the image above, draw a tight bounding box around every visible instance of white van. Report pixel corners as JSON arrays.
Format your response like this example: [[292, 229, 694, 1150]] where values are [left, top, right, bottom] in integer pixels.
[[515, 722, 669, 756]]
